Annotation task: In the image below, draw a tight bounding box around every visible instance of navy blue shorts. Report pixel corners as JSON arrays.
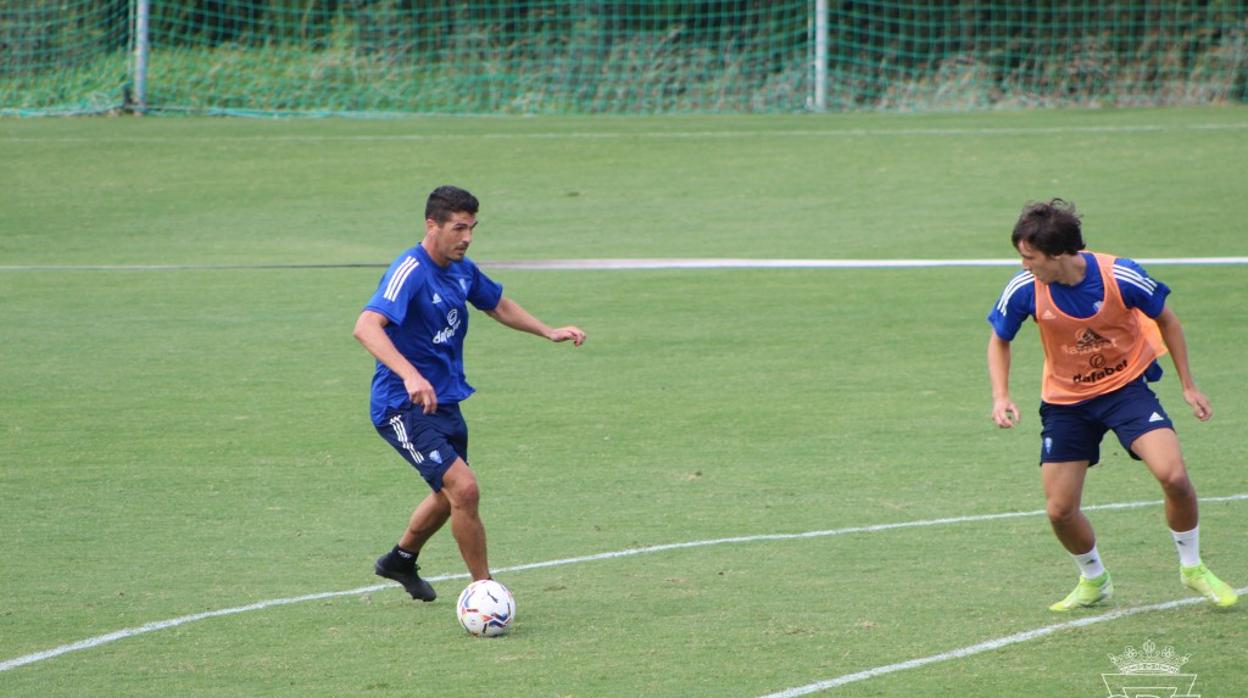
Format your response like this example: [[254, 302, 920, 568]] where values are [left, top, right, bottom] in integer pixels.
[[375, 403, 468, 492], [1038, 378, 1174, 466]]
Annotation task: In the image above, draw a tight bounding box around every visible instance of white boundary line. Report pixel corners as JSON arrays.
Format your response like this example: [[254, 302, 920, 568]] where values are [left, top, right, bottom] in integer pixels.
[[756, 586, 1248, 698], [2, 257, 1247, 273], [3, 493, 1245, 674], [4, 122, 1248, 144], [484, 257, 1248, 270]]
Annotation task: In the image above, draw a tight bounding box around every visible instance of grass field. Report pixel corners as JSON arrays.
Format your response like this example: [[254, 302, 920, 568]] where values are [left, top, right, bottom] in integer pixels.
[[2, 108, 1247, 696]]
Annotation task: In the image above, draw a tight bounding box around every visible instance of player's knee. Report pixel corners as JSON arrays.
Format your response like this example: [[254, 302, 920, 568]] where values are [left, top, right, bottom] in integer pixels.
[[1157, 468, 1194, 498], [446, 479, 481, 512], [1046, 500, 1080, 525]]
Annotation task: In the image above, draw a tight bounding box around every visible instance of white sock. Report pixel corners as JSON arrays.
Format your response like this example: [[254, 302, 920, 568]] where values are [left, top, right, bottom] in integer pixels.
[[1072, 544, 1106, 579], [1171, 525, 1202, 568]]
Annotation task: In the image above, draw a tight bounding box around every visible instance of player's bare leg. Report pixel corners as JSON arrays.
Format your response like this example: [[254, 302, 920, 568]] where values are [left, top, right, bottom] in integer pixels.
[[441, 458, 491, 581], [1131, 428, 1197, 531], [1042, 460, 1112, 610], [1042, 460, 1096, 554], [399, 491, 451, 553], [1132, 428, 1237, 607]]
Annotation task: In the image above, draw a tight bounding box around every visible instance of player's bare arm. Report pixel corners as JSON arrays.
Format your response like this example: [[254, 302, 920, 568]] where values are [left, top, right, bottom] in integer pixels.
[[987, 332, 1020, 428], [1153, 307, 1212, 421], [353, 310, 439, 414], [485, 296, 586, 346]]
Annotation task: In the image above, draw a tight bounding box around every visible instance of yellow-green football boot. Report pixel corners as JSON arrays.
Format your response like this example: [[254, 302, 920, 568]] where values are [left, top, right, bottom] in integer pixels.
[[1049, 571, 1113, 612], [1181, 564, 1238, 608]]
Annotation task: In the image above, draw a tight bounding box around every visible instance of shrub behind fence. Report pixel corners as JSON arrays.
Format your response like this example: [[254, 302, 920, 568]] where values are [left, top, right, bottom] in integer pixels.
[[2, 1, 1246, 117]]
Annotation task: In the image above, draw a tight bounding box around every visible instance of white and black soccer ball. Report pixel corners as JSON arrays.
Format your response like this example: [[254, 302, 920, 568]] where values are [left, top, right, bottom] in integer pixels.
[[456, 579, 515, 637]]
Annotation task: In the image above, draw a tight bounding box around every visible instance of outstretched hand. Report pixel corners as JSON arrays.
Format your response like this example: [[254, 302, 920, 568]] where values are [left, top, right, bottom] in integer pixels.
[[547, 326, 586, 347]]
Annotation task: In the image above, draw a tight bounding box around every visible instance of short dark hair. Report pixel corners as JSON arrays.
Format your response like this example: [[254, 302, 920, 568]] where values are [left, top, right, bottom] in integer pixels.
[[1011, 199, 1085, 256], [425, 185, 479, 224]]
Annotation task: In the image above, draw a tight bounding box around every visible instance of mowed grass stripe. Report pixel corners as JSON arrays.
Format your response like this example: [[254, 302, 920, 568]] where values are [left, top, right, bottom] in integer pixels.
[[757, 586, 1248, 698], [5, 494, 1244, 675]]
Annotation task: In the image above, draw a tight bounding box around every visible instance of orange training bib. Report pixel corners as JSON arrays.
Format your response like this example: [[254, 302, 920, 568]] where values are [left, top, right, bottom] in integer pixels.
[[1035, 252, 1167, 404]]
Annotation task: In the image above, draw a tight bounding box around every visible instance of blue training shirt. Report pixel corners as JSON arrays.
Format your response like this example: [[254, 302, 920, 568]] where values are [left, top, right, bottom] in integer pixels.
[[364, 245, 503, 425], [987, 252, 1170, 381]]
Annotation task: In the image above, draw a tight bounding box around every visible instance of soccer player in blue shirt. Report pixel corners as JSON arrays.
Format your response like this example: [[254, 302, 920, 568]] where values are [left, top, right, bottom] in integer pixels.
[[354, 185, 586, 601], [987, 199, 1236, 611]]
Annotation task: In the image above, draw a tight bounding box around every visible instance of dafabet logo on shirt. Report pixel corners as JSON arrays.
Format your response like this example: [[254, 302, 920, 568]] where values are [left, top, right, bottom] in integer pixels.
[[432, 308, 462, 345]]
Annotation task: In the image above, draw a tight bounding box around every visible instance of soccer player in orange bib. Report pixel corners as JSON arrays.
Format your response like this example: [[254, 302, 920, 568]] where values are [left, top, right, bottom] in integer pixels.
[[987, 199, 1237, 611]]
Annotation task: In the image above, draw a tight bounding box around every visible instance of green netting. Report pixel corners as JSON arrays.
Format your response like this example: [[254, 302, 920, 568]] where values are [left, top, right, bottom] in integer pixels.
[[1, 0, 131, 115], [825, 1, 1248, 111], [141, 1, 810, 115], [3, 1, 1247, 117]]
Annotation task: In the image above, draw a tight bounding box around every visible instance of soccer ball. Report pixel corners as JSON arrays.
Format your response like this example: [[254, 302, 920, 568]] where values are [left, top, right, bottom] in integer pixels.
[[456, 579, 515, 637]]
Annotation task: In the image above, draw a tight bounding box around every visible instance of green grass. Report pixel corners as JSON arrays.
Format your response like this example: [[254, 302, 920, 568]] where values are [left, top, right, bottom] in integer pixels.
[[2, 108, 1248, 696], [3, 108, 1248, 267]]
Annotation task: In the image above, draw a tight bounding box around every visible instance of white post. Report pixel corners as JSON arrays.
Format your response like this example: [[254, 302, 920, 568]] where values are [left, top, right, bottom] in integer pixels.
[[132, 0, 150, 113], [813, 0, 828, 112]]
